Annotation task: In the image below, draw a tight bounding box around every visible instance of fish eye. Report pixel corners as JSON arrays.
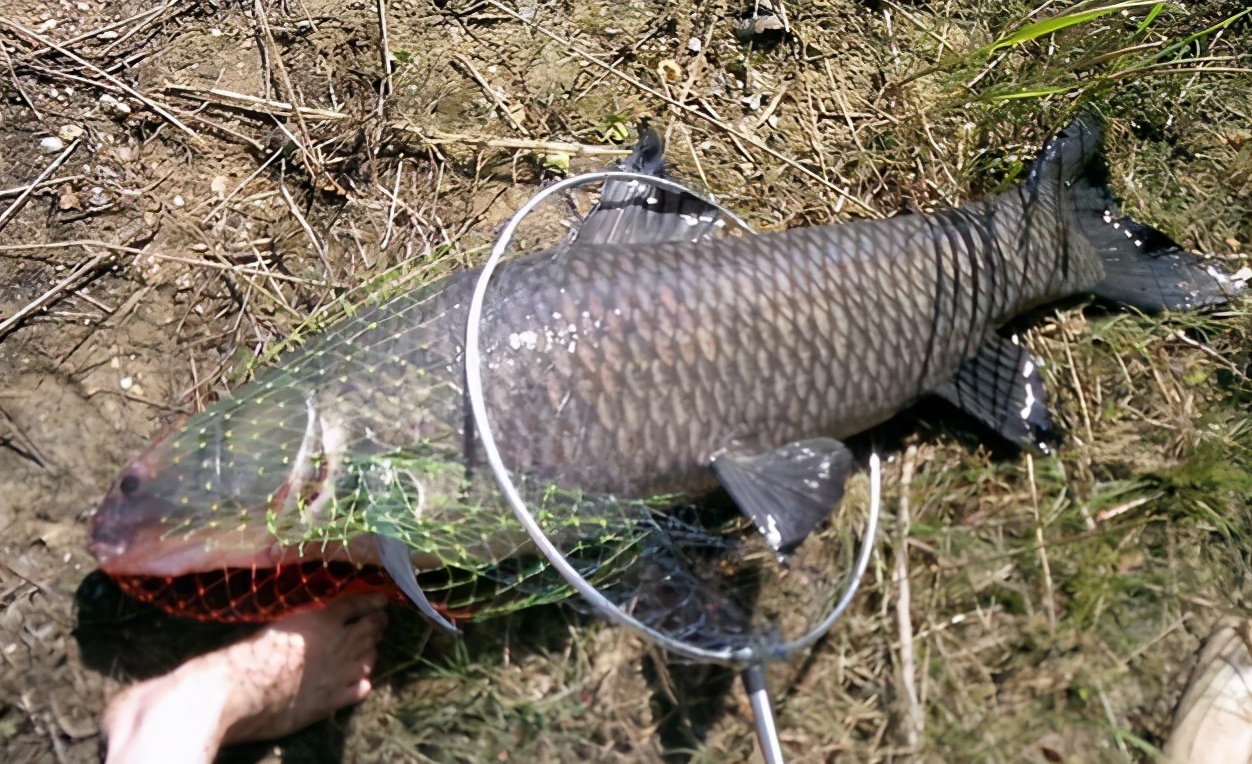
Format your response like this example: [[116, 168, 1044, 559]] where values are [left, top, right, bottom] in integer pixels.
[[119, 474, 142, 496]]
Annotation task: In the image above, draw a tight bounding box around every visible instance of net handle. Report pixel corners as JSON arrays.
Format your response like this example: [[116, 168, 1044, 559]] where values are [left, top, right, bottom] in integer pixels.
[[464, 169, 879, 665]]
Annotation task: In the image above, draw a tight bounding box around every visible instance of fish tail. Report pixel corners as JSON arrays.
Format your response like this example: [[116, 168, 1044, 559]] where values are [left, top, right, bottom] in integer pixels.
[[1033, 113, 1233, 312]]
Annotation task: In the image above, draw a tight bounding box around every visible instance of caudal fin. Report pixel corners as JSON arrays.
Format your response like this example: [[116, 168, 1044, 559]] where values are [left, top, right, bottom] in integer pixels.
[[1032, 114, 1234, 312]]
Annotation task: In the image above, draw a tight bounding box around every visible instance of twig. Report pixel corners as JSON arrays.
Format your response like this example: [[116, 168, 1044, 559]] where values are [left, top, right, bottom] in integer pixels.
[[1025, 454, 1057, 632], [278, 183, 330, 276], [0, 175, 81, 200], [893, 446, 923, 750], [0, 240, 331, 286], [0, 250, 111, 340], [395, 126, 630, 157], [451, 53, 529, 136], [379, 158, 404, 251], [0, 140, 79, 234], [376, 0, 392, 121], [163, 84, 348, 121], [0, 39, 39, 118], [17, 0, 180, 61], [250, 0, 325, 182], [1171, 329, 1248, 381], [480, 0, 877, 217], [1094, 494, 1159, 524], [0, 18, 199, 142]]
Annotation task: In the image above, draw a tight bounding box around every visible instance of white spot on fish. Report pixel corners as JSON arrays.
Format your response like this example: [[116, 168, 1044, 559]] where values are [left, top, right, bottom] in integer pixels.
[[1023, 359, 1035, 378], [508, 330, 539, 350], [646, 196, 658, 205], [1020, 378, 1037, 420], [765, 515, 782, 549], [567, 340, 577, 353]]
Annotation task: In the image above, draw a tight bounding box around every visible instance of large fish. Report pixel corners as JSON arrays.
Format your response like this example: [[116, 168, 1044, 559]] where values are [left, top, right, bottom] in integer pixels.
[[89, 115, 1230, 628]]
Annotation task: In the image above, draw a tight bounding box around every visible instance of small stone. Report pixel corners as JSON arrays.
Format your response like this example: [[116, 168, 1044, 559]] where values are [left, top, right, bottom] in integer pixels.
[[99, 93, 132, 118], [210, 175, 229, 196], [172, 194, 185, 207], [97, 30, 118, 40], [733, 13, 787, 45], [36, 19, 57, 32], [119, 376, 133, 390], [687, 37, 702, 53], [58, 124, 85, 142], [39, 136, 65, 153]]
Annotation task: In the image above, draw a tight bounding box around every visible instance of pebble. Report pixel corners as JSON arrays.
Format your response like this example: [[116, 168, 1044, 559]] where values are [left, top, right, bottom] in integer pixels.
[[99, 93, 132, 119], [58, 124, 84, 142], [39, 136, 64, 153]]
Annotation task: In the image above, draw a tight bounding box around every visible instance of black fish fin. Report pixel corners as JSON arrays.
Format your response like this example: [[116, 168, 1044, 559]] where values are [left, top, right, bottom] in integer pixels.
[[711, 438, 854, 556], [1078, 180, 1231, 312], [374, 534, 459, 635], [1032, 114, 1233, 312], [935, 334, 1052, 454], [569, 126, 723, 247]]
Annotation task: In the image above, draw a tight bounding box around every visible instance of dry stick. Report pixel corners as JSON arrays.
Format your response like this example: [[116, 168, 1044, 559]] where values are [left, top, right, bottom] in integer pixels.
[[199, 147, 283, 222], [0, 140, 79, 234], [19, 0, 179, 60], [379, 159, 404, 251], [0, 175, 81, 200], [0, 251, 111, 340], [97, 0, 182, 57], [164, 84, 348, 121], [397, 127, 630, 157], [0, 39, 39, 119], [481, 0, 877, 217], [375, 0, 392, 122], [451, 53, 529, 136], [0, 240, 330, 286], [1025, 453, 1057, 632], [893, 446, 924, 750], [250, 0, 325, 182], [0, 19, 199, 142], [278, 183, 331, 277]]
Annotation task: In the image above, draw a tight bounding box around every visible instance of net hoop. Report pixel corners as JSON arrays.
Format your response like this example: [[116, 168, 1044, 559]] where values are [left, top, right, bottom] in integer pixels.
[[464, 169, 880, 665]]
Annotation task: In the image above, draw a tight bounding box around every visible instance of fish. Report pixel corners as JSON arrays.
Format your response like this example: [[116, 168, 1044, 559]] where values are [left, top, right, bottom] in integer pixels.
[[88, 114, 1231, 629]]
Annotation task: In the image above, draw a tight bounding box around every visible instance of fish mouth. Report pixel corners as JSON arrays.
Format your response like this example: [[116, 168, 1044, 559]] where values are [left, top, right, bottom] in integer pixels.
[[88, 488, 443, 622], [89, 488, 284, 577]]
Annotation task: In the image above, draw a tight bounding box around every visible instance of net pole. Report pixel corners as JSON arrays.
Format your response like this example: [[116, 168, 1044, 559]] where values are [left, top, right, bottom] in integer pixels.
[[742, 664, 786, 764]]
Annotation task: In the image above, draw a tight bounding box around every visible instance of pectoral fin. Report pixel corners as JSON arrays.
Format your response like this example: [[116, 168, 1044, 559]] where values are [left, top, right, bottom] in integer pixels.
[[374, 534, 459, 635], [935, 334, 1052, 453], [711, 438, 854, 556]]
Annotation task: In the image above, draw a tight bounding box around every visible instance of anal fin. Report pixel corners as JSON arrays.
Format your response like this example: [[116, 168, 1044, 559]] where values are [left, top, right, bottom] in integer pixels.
[[935, 334, 1052, 453], [711, 438, 854, 556]]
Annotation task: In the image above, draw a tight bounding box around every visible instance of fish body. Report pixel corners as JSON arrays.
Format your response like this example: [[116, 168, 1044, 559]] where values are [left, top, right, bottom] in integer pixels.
[[89, 116, 1229, 622]]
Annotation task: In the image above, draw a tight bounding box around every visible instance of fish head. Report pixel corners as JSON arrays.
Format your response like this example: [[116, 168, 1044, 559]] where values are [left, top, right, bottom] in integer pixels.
[[89, 403, 307, 578]]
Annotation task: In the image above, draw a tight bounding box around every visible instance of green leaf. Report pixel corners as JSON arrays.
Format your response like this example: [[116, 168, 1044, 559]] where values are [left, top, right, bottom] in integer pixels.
[[985, 0, 1166, 54]]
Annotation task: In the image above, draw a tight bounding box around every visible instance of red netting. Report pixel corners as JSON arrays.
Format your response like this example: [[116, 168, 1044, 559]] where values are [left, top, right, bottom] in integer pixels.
[[109, 561, 470, 624]]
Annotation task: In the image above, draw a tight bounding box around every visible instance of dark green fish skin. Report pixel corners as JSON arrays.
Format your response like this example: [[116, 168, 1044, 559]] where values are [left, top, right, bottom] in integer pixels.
[[89, 116, 1226, 578]]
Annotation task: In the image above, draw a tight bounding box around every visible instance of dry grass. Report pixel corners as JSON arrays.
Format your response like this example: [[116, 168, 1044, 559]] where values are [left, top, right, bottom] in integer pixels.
[[1, 0, 1251, 762]]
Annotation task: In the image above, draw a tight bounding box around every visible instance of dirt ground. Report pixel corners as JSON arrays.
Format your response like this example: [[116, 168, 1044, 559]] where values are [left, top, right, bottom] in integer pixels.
[[2, 1, 1251, 762]]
